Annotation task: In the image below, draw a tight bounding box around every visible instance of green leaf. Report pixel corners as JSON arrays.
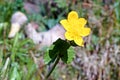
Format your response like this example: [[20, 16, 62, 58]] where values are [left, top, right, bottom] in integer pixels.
[[0, 23, 4, 34], [50, 39, 70, 61], [47, 19, 57, 29], [13, 33, 19, 48], [92, 35, 99, 45], [53, 38, 70, 53], [67, 47, 75, 63], [61, 46, 75, 63], [44, 45, 56, 64], [18, 38, 34, 48], [10, 62, 20, 80], [0, 22, 8, 39], [10, 67, 18, 80], [60, 51, 68, 63], [17, 53, 29, 63], [44, 48, 54, 64], [54, 0, 67, 8], [114, 1, 120, 22], [26, 63, 37, 80], [44, 38, 73, 64]]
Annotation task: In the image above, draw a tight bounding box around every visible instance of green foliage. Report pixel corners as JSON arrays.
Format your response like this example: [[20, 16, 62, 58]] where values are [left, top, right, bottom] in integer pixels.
[[47, 19, 58, 29], [44, 38, 75, 64], [0, 24, 37, 79], [0, 0, 24, 22], [54, 0, 67, 8], [10, 62, 21, 80], [44, 39, 75, 79], [0, 0, 120, 80], [0, 23, 8, 37], [61, 46, 75, 63], [114, 1, 120, 22]]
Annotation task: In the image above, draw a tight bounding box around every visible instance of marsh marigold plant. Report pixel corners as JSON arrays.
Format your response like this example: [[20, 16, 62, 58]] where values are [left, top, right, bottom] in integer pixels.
[[60, 11, 91, 46]]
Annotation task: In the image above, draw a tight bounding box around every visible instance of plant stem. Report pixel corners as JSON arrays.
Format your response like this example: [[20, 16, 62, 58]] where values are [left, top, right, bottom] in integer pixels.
[[45, 55, 60, 79]]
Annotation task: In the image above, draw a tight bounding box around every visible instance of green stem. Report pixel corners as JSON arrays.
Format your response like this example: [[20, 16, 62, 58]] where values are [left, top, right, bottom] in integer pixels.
[[45, 55, 60, 79]]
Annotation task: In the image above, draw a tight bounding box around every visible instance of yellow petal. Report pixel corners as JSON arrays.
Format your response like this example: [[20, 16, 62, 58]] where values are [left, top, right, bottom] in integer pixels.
[[74, 37, 84, 47], [65, 32, 74, 40], [80, 27, 91, 37], [78, 18, 87, 27], [68, 11, 78, 23], [60, 19, 72, 31]]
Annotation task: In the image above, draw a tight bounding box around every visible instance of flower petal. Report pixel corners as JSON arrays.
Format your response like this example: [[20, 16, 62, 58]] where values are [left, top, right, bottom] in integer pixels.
[[80, 27, 91, 37], [78, 18, 87, 27], [68, 11, 78, 23], [60, 19, 71, 31], [74, 37, 84, 47], [65, 32, 74, 40]]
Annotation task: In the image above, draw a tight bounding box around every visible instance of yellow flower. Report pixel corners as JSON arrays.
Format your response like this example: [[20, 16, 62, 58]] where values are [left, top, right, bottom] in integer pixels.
[[60, 11, 91, 46]]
